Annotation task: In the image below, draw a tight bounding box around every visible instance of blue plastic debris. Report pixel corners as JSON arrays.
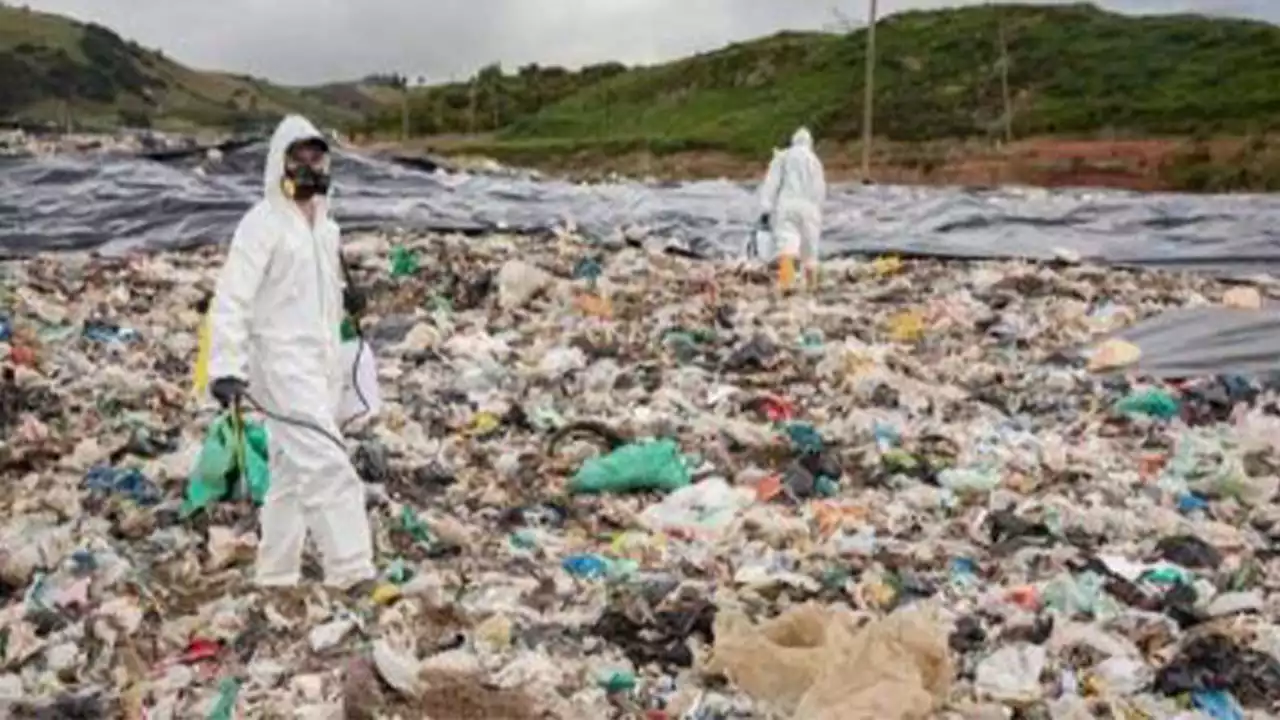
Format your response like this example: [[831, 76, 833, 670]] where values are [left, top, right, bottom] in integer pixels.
[[814, 475, 839, 498], [798, 329, 824, 354], [873, 421, 901, 451], [84, 466, 161, 506], [70, 550, 97, 575], [23, 572, 52, 612], [0, 317, 10, 343], [82, 321, 140, 344], [1192, 689, 1245, 720], [950, 557, 979, 580], [562, 554, 611, 579], [1176, 491, 1209, 514], [572, 257, 603, 281], [784, 422, 824, 454]]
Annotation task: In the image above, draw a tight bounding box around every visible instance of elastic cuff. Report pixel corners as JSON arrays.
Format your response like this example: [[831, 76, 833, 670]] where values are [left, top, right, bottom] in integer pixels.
[[254, 572, 302, 588]]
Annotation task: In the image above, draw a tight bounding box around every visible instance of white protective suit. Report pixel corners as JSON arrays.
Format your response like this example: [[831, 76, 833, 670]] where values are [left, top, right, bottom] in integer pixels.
[[208, 115, 375, 589], [759, 127, 827, 267]]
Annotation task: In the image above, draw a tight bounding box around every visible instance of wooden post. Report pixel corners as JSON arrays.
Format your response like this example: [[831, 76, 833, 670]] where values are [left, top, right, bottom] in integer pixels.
[[861, 0, 878, 182], [468, 80, 477, 135], [492, 84, 501, 129], [998, 12, 1013, 144], [401, 89, 410, 140]]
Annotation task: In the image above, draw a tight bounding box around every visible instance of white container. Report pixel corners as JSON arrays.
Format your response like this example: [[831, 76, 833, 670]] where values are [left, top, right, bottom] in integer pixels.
[[338, 338, 382, 424]]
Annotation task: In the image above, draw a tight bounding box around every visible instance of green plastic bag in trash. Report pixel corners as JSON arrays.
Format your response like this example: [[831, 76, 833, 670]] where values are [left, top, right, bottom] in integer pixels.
[[182, 412, 270, 517], [569, 439, 692, 495]]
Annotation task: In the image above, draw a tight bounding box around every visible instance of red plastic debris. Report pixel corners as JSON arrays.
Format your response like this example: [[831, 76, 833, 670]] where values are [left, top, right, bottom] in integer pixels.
[[9, 345, 36, 367], [757, 394, 796, 423], [179, 638, 223, 665]]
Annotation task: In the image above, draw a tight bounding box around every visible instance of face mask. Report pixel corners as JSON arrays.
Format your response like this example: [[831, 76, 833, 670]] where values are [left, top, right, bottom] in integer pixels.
[[282, 164, 331, 201]]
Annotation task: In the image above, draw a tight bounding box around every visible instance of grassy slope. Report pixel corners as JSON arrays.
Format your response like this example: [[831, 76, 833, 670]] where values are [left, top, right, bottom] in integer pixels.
[[428, 3, 1280, 157], [0, 5, 381, 131]]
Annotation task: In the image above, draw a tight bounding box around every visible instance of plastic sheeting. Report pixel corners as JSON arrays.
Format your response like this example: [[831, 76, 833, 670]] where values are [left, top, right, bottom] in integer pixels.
[[5, 142, 1280, 273], [1095, 307, 1280, 379]]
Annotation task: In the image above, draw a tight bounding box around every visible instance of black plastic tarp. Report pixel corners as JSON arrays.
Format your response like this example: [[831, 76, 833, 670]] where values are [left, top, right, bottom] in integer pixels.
[[1096, 307, 1280, 379], [5, 141, 1280, 274]]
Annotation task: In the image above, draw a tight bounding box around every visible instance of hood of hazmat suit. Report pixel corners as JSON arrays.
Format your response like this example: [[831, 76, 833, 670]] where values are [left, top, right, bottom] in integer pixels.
[[758, 127, 827, 263], [206, 115, 375, 589]]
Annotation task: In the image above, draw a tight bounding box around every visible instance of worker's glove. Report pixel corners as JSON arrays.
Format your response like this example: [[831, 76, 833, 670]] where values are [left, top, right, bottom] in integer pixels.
[[343, 287, 367, 317], [759, 212, 771, 228], [210, 377, 248, 409]]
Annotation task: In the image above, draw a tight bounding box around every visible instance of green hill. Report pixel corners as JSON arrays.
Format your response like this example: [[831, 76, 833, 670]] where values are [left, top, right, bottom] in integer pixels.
[[8, 1, 1280, 159], [368, 2, 1280, 158], [0, 4, 386, 132]]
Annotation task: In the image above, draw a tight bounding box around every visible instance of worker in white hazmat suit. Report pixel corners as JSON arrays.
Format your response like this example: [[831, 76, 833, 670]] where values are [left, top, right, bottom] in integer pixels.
[[759, 127, 826, 292], [207, 115, 375, 590]]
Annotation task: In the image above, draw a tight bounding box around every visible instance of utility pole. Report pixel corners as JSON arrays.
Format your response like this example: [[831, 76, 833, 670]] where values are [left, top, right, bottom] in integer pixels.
[[861, 0, 878, 182], [468, 78, 477, 135], [997, 13, 1013, 145], [401, 88, 410, 141]]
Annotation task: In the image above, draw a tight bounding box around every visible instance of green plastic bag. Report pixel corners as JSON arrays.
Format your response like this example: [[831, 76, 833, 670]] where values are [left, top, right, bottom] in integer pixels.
[[206, 677, 241, 720], [340, 316, 358, 342], [1115, 388, 1180, 420], [390, 246, 420, 277], [181, 412, 270, 517], [569, 439, 692, 495]]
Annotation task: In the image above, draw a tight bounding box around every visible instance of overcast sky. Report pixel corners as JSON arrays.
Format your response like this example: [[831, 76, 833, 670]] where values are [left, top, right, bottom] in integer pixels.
[[21, 0, 1280, 85]]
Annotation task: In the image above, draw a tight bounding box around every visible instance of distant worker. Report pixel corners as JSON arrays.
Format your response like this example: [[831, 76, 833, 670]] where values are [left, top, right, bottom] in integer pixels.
[[759, 127, 826, 293]]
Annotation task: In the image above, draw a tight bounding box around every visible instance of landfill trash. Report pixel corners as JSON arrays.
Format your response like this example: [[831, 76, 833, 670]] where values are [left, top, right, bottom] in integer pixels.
[[372, 639, 425, 698], [82, 320, 140, 344], [887, 309, 927, 343], [1115, 387, 1181, 420], [8, 231, 1280, 716], [598, 669, 637, 694], [308, 616, 359, 653], [568, 439, 692, 494], [637, 477, 754, 538], [1222, 286, 1262, 309], [1087, 337, 1142, 372], [206, 677, 241, 720], [496, 258, 555, 310], [182, 411, 270, 516], [705, 603, 951, 719], [974, 643, 1046, 703], [83, 465, 162, 506], [389, 245, 420, 277]]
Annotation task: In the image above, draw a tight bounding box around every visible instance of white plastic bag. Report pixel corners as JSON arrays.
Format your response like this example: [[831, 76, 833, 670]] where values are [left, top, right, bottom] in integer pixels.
[[638, 477, 753, 539], [338, 339, 382, 424]]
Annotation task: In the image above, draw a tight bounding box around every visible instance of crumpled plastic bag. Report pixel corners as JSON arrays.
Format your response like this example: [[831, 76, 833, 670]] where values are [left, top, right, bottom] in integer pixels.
[[974, 643, 1046, 702], [1088, 338, 1141, 372], [703, 603, 952, 720], [1223, 287, 1262, 310], [496, 259, 554, 310], [569, 439, 692, 494], [637, 478, 753, 538], [181, 412, 270, 517]]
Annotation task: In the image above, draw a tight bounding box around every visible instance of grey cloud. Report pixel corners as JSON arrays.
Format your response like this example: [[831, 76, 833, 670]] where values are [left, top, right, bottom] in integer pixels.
[[22, 0, 1280, 85]]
